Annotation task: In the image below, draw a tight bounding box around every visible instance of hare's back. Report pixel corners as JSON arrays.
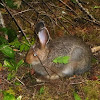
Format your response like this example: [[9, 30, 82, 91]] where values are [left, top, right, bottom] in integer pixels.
[[47, 36, 91, 65]]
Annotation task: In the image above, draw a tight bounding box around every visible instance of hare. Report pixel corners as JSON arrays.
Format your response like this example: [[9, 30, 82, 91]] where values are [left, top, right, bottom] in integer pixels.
[[26, 21, 92, 80]]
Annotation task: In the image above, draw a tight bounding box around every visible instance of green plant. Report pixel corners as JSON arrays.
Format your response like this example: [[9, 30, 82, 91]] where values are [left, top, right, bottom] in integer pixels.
[[35, 86, 53, 100], [0, 36, 8, 45], [94, 6, 100, 9], [0, 27, 32, 81], [71, 0, 76, 4], [74, 92, 82, 100], [0, 27, 34, 52], [5, 0, 17, 9], [3, 91, 22, 100], [0, 44, 15, 58], [83, 80, 100, 100], [4, 59, 24, 80], [39, 86, 45, 95], [0, 28, 17, 42], [9, 37, 31, 52]]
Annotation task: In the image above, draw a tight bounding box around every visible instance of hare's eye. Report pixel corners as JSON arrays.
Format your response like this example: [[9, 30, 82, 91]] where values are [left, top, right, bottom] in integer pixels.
[[33, 53, 37, 56]]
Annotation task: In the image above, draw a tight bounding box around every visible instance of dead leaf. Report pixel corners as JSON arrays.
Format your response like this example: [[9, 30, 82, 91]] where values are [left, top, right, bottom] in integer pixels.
[[90, 76, 98, 80], [30, 69, 35, 75]]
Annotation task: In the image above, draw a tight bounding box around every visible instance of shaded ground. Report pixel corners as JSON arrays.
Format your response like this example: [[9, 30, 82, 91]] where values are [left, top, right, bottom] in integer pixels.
[[0, 0, 100, 100]]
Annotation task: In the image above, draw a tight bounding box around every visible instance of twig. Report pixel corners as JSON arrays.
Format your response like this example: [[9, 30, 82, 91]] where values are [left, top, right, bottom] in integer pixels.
[[22, 0, 39, 15], [42, 0, 71, 34], [76, 0, 94, 20], [76, 0, 100, 25], [13, 8, 34, 16], [70, 81, 85, 85], [49, 2, 67, 10], [20, 15, 34, 27], [1, 76, 12, 85], [36, 54, 51, 77], [82, 17, 100, 26], [0, 11, 5, 27], [15, 77, 25, 86], [58, 0, 77, 16], [22, 0, 40, 23]]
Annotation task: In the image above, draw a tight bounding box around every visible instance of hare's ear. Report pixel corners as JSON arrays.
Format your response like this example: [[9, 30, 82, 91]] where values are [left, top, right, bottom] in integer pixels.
[[36, 22, 50, 48]]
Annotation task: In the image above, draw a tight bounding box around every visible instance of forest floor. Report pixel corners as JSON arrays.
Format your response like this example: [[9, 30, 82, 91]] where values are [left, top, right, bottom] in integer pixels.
[[0, 0, 100, 100]]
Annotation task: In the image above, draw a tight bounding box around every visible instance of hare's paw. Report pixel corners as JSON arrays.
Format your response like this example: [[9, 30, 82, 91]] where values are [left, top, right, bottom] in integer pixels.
[[46, 74, 60, 80]]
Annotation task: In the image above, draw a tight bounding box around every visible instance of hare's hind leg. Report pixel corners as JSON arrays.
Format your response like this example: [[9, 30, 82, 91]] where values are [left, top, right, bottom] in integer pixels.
[[45, 65, 74, 80], [62, 47, 84, 76]]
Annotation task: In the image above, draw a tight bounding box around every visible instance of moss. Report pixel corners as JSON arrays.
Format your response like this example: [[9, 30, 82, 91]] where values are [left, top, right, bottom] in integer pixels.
[[83, 80, 100, 100], [35, 86, 53, 100]]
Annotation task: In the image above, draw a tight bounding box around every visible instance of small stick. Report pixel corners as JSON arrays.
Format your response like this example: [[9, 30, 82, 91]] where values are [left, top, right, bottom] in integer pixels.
[[15, 77, 25, 86], [42, 0, 71, 34], [22, 0, 39, 14], [58, 0, 77, 16]]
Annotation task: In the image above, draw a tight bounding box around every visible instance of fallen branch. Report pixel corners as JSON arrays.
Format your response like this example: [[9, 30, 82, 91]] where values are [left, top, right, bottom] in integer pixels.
[[91, 46, 100, 53]]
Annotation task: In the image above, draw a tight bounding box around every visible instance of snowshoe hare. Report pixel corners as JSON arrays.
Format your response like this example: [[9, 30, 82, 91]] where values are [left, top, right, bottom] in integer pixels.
[[26, 21, 92, 80]]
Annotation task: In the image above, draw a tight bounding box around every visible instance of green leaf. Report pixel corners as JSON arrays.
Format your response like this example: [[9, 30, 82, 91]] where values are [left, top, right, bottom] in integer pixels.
[[0, 27, 8, 34], [20, 44, 25, 52], [0, 36, 8, 45], [5, 0, 17, 9], [7, 73, 15, 80], [97, 76, 100, 79], [9, 39, 21, 48], [14, 81, 21, 86], [85, 97, 89, 100], [71, 0, 76, 4], [0, 89, 2, 92], [74, 92, 82, 100], [94, 6, 100, 9], [92, 57, 97, 63], [39, 86, 45, 95], [53, 56, 70, 64], [24, 45, 30, 51], [0, 44, 15, 58], [4, 60, 13, 68], [0, 28, 17, 42], [0, 63, 2, 67], [16, 96, 22, 100], [6, 88, 15, 95], [16, 60, 24, 71], [20, 44, 30, 52], [3, 92, 15, 100], [10, 36, 30, 52]]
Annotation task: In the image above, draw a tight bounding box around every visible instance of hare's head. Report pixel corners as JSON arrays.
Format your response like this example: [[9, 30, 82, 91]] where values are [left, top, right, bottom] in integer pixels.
[[26, 22, 50, 65]]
